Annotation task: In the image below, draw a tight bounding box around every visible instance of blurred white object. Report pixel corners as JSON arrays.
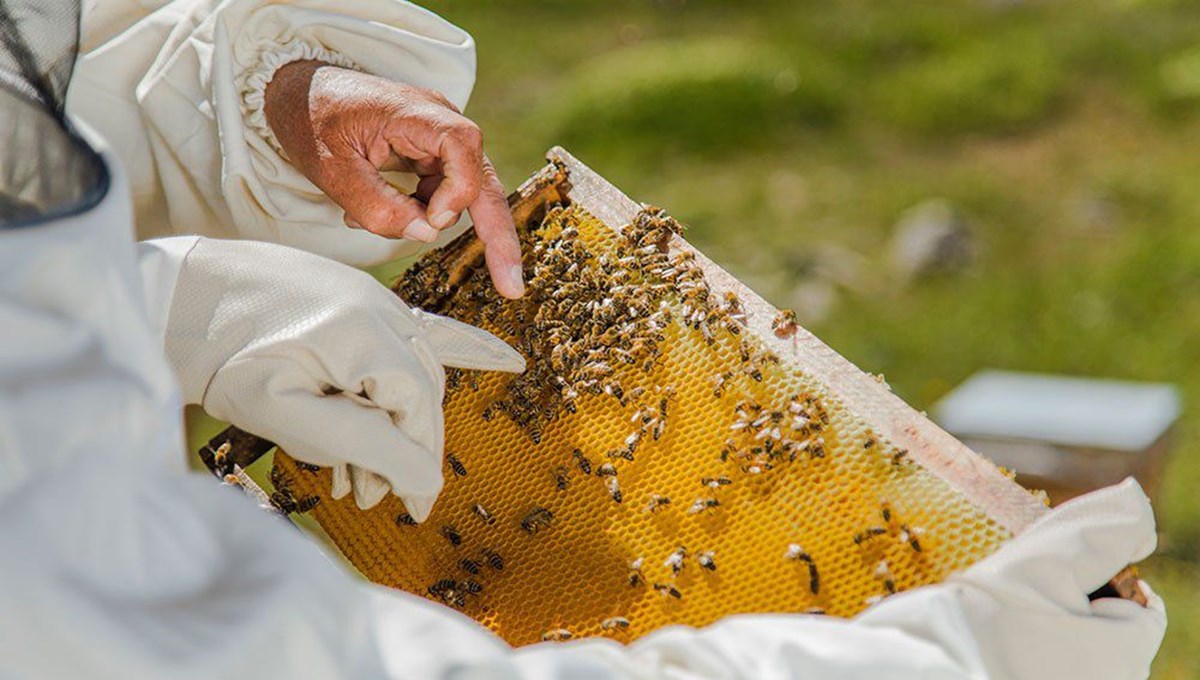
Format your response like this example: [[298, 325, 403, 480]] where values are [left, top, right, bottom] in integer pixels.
[[889, 199, 975, 280], [934, 370, 1182, 503]]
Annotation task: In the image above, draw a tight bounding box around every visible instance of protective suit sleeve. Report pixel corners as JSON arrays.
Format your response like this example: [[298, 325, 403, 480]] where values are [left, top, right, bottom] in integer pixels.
[[70, 0, 476, 267]]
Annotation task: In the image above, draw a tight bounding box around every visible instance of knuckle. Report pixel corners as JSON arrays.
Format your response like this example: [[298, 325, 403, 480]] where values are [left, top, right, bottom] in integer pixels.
[[451, 120, 484, 148], [359, 204, 398, 230]]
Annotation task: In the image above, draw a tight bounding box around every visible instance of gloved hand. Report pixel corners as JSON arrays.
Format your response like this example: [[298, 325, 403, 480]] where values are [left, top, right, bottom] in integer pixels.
[[160, 237, 524, 518], [858, 477, 1166, 680]]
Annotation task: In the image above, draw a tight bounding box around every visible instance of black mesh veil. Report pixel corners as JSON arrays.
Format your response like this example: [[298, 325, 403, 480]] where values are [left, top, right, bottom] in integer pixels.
[[0, 0, 107, 227]]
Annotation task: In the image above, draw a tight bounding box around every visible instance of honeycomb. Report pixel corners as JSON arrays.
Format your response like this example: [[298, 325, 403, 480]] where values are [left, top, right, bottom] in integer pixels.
[[273, 203, 1017, 647]]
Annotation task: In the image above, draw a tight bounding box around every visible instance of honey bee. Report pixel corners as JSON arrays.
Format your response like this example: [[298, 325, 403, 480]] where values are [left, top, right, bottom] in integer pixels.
[[875, 560, 897, 594], [601, 616, 631, 631], [783, 545, 820, 595], [628, 557, 645, 587], [784, 543, 811, 562], [446, 453, 467, 477], [268, 463, 286, 490], [268, 488, 320, 515], [607, 476, 623, 504], [644, 494, 672, 513], [720, 440, 738, 462], [573, 449, 593, 475], [711, 371, 734, 398], [864, 437, 876, 450], [701, 475, 732, 488], [520, 507, 554, 534], [596, 463, 618, 477], [606, 447, 635, 461], [809, 437, 826, 459], [441, 525, 463, 547], [294, 460, 321, 473], [654, 583, 682, 599], [554, 466, 570, 491], [854, 527, 889, 546], [772, 309, 798, 338], [899, 524, 923, 552], [428, 579, 465, 608], [472, 503, 495, 525], [482, 548, 505, 571], [664, 546, 688, 574], [396, 513, 418, 527], [462, 580, 483, 595], [459, 558, 481, 575], [541, 629, 573, 642], [880, 502, 893, 524], [891, 448, 910, 469], [210, 442, 232, 476], [697, 551, 717, 571], [687, 498, 720, 514]]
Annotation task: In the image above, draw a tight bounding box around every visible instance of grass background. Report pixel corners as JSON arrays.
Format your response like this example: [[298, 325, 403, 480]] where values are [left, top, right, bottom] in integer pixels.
[[192, 0, 1199, 675], [414, 0, 1200, 675]]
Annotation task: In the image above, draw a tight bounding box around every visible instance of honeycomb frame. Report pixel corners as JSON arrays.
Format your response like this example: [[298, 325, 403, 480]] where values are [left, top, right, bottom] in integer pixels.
[[202, 147, 1142, 646]]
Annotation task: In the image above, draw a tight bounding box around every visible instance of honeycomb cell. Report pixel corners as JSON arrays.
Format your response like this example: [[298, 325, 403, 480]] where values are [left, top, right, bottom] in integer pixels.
[[277, 205, 1019, 647]]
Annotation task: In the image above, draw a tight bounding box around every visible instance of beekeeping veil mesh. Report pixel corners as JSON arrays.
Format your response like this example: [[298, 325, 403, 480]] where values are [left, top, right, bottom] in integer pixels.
[[0, 0, 107, 227]]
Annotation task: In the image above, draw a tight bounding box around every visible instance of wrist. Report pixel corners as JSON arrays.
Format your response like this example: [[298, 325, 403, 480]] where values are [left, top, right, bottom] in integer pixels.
[[239, 37, 358, 158]]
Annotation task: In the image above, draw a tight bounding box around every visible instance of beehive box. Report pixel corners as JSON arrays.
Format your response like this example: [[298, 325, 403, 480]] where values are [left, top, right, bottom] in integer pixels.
[[205, 147, 1141, 647]]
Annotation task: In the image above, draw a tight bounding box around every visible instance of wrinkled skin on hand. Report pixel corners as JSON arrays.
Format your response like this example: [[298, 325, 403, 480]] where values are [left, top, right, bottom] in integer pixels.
[[264, 60, 524, 298]]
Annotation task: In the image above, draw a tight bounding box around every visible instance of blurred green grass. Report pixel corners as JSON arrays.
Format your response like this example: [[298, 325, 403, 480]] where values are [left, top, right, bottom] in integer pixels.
[[413, 0, 1198, 675]]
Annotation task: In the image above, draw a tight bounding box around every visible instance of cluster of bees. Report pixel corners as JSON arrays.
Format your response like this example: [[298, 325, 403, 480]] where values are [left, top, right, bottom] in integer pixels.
[[720, 394, 830, 476], [264, 458, 321, 515], [853, 501, 928, 605]]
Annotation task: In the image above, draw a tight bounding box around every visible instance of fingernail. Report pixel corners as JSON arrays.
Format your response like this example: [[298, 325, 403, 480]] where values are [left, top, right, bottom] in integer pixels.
[[402, 218, 439, 243], [504, 263, 525, 298], [431, 211, 458, 229]]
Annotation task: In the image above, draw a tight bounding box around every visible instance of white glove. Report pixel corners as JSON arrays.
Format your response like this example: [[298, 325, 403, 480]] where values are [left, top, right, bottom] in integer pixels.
[[159, 237, 524, 518], [858, 477, 1166, 680]]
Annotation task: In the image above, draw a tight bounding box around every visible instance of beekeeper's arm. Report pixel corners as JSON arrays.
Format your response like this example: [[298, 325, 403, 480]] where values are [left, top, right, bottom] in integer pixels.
[[72, 0, 523, 296], [363, 478, 1165, 680]]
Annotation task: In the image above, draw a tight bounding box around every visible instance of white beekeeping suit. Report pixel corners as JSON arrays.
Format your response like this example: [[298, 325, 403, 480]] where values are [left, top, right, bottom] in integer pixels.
[[70, 0, 476, 265], [0, 1, 1166, 678]]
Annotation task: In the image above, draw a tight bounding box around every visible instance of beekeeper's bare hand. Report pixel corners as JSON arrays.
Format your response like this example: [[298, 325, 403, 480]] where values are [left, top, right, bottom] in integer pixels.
[[263, 60, 524, 299], [162, 237, 525, 517]]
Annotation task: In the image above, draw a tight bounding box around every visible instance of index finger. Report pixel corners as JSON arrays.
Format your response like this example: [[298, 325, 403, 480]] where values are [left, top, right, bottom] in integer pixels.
[[468, 155, 525, 299], [392, 114, 484, 230]]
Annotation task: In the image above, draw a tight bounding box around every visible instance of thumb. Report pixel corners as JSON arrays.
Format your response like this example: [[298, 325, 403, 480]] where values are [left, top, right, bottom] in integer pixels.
[[409, 308, 526, 373]]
